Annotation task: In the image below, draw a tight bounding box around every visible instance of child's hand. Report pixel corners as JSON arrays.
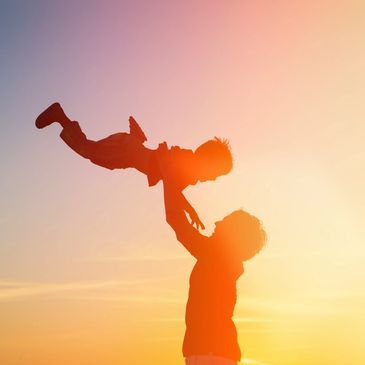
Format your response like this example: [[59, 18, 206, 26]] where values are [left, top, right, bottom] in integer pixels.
[[187, 207, 205, 230]]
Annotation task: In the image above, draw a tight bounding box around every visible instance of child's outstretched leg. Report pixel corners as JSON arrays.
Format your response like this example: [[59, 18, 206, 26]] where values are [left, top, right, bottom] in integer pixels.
[[36, 102, 70, 129], [35, 103, 153, 174]]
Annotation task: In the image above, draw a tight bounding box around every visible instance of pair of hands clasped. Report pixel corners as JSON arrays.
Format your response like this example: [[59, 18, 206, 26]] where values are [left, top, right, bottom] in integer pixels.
[[157, 142, 205, 230]]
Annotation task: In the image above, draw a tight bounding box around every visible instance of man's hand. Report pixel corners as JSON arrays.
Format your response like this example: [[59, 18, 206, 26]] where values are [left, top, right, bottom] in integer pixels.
[[187, 206, 205, 230]]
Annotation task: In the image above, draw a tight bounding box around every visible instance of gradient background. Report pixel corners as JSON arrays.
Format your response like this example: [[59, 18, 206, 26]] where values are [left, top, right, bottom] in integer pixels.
[[1, 1, 365, 364]]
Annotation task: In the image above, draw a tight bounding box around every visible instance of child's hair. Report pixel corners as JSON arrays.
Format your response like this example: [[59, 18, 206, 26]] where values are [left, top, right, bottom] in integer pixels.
[[219, 210, 267, 261], [195, 137, 233, 175]]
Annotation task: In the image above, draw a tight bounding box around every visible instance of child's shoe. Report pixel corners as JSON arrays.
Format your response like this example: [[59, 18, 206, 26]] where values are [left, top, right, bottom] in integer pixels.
[[35, 102, 66, 129]]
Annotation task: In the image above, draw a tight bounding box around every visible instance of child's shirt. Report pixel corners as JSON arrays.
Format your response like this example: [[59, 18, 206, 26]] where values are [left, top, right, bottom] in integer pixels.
[[147, 145, 196, 189]]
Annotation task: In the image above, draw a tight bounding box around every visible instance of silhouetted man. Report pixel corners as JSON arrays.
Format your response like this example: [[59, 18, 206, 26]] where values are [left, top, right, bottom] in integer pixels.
[[162, 160, 266, 364]]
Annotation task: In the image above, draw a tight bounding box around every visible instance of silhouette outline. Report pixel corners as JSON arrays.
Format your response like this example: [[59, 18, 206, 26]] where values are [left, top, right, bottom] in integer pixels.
[[36, 102, 233, 228], [160, 143, 266, 365]]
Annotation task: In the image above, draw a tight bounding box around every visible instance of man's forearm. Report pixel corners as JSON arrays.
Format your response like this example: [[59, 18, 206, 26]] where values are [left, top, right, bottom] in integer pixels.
[[180, 192, 194, 214], [163, 182, 206, 258], [163, 183, 188, 229]]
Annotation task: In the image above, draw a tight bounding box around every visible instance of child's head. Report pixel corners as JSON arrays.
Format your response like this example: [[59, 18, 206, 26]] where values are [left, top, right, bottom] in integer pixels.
[[194, 137, 233, 182], [212, 210, 266, 262]]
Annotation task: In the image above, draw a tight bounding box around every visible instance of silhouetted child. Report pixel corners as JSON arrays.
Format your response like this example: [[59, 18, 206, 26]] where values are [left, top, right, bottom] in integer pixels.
[[163, 177, 266, 365], [36, 102, 232, 227]]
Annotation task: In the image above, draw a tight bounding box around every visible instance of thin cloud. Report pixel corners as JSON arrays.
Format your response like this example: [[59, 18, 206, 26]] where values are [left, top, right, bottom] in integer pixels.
[[234, 316, 278, 323], [66, 294, 185, 304], [241, 358, 273, 365], [0, 280, 43, 288], [237, 296, 342, 316], [94, 254, 189, 262], [0, 279, 148, 301], [147, 317, 184, 322], [260, 250, 326, 259]]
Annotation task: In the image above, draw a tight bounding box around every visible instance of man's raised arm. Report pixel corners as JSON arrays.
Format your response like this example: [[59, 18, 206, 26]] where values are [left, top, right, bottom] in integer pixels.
[[163, 182, 208, 259]]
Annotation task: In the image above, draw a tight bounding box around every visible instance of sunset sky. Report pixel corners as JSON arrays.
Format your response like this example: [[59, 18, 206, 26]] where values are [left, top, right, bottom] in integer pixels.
[[1, 1, 365, 364]]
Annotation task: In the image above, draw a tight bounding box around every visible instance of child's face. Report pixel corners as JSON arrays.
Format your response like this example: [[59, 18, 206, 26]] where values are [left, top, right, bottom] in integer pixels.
[[197, 164, 219, 182]]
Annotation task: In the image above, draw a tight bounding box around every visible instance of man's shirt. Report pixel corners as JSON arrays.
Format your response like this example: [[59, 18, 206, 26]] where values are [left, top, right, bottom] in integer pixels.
[[183, 246, 243, 362]]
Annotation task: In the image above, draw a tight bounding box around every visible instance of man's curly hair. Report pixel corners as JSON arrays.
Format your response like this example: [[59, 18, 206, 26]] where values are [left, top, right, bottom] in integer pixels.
[[220, 209, 267, 261]]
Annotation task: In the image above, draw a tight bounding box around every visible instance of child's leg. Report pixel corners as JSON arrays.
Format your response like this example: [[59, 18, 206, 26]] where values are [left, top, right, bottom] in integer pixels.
[[36, 103, 153, 173], [60, 122, 152, 172]]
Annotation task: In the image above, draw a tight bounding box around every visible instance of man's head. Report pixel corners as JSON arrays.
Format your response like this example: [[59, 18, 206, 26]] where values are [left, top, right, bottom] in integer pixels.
[[194, 137, 233, 182], [212, 210, 266, 262]]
